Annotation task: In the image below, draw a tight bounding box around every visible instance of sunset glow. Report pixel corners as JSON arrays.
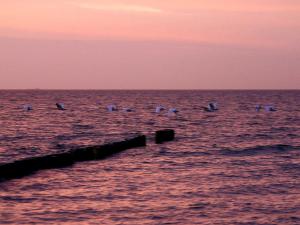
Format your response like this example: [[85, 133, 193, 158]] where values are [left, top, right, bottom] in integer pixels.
[[0, 0, 299, 89]]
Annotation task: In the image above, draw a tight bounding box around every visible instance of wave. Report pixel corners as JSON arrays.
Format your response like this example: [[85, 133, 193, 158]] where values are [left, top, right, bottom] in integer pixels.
[[221, 144, 299, 156], [72, 124, 94, 130]]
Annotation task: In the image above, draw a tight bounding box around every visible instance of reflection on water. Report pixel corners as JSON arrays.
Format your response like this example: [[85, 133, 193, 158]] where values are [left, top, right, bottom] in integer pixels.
[[0, 90, 300, 224]]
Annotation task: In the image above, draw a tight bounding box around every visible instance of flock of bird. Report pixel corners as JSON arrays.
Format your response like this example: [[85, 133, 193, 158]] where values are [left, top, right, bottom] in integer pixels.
[[255, 104, 276, 112], [21, 102, 276, 113], [22, 103, 180, 114]]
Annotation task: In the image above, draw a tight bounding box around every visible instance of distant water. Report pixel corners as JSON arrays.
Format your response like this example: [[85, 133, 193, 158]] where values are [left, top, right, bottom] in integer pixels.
[[0, 90, 300, 224]]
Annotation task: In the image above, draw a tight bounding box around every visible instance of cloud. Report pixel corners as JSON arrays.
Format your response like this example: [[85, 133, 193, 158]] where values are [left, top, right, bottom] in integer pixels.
[[76, 3, 164, 14]]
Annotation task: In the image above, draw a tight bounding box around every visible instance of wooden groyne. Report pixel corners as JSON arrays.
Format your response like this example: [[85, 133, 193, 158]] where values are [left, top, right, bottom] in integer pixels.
[[155, 129, 175, 144], [0, 129, 176, 182], [0, 135, 146, 182]]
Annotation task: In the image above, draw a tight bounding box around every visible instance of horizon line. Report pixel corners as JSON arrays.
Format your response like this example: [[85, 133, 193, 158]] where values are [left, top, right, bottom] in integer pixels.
[[0, 88, 299, 91]]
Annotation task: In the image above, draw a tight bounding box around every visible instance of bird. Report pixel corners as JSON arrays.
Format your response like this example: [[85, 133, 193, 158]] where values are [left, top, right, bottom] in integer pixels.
[[123, 107, 134, 112], [255, 105, 262, 112], [203, 102, 218, 112], [23, 104, 33, 111], [56, 103, 66, 110], [107, 104, 118, 112], [265, 105, 276, 112], [168, 108, 179, 113], [155, 105, 165, 113]]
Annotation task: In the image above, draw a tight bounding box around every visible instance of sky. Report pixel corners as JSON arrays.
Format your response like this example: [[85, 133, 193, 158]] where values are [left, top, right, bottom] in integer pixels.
[[0, 0, 299, 89]]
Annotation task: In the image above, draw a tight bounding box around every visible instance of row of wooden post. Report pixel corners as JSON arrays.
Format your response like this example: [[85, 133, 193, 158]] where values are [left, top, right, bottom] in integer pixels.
[[0, 129, 175, 182]]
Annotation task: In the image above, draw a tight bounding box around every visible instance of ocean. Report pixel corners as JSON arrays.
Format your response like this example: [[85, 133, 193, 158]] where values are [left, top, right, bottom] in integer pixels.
[[0, 90, 300, 224]]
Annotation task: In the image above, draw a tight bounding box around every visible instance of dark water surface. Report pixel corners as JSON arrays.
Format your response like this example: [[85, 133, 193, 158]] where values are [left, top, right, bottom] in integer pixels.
[[0, 90, 300, 224]]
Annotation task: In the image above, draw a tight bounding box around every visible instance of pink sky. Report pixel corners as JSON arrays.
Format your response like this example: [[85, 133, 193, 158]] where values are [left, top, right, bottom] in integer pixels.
[[0, 0, 299, 89]]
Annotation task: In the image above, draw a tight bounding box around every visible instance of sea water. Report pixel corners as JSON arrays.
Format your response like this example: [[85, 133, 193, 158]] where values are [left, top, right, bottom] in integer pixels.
[[0, 90, 299, 224]]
